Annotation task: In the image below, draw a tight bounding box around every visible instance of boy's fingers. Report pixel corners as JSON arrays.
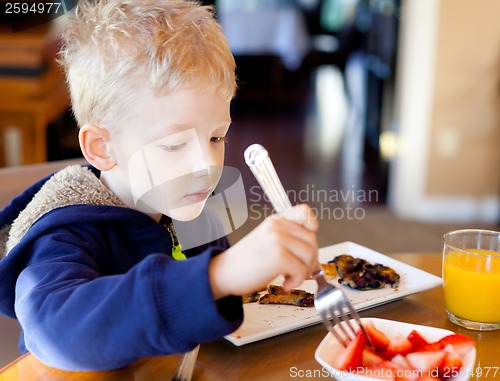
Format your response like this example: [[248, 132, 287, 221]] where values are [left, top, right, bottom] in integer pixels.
[[280, 240, 316, 274], [280, 204, 318, 232], [267, 206, 319, 277], [280, 260, 311, 291], [282, 275, 301, 291]]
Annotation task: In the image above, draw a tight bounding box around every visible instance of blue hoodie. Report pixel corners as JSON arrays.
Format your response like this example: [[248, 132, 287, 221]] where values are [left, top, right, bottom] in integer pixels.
[[0, 165, 242, 370]]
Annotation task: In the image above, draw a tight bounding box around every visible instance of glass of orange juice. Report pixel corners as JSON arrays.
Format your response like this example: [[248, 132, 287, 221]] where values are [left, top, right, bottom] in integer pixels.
[[442, 229, 500, 331]]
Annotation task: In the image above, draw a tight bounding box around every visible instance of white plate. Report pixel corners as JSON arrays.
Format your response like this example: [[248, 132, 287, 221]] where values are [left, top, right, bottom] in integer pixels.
[[225, 241, 443, 346], [315, 317, 476, 381]]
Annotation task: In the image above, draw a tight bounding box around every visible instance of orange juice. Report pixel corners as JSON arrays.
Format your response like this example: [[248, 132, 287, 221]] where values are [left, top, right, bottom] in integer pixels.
[[443, 249, 500, 323]]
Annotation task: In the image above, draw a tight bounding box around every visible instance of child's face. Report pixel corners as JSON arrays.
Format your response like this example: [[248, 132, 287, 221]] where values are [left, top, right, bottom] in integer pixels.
[[110, 82, 232, 221]]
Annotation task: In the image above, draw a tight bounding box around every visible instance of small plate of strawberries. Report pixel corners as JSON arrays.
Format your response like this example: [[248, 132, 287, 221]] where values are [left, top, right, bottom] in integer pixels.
[[315, 318, 476, 381]]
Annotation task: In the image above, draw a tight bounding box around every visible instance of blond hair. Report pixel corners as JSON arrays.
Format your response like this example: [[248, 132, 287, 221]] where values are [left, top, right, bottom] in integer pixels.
[[58, 0, 236, 130]]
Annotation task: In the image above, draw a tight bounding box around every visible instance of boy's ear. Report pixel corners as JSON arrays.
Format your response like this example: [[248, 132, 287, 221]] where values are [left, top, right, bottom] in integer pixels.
[[79, 124, 116, 171]]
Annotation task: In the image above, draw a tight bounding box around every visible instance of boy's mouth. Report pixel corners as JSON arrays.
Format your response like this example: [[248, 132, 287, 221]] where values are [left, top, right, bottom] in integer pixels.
[[184, 188, 213, 203]]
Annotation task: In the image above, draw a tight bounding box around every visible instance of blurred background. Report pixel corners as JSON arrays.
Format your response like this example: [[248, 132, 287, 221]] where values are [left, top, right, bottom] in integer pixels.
[[0, 0, 499, 368], [0, 0, 499, 246], [1, 0, 499, 245]]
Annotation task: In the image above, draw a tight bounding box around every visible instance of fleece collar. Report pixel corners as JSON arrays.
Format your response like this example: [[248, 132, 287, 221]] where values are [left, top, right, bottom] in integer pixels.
[[3, 165, 125, 256]]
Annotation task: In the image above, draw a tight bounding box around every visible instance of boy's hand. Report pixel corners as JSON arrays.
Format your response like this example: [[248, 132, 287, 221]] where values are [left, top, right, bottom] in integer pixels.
[[209, 204, 318, 300]]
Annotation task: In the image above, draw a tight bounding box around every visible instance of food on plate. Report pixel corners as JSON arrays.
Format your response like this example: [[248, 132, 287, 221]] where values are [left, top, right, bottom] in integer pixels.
[[242, 285, 315, 307], [332, 254, 400, 290], [331, 321, 476, 381], [242, 291, 260, 303], [258, 284, 314, 307], [320, 262, 338, 280]]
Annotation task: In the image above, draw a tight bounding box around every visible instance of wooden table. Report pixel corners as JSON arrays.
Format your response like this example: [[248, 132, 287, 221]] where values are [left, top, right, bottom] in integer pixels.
[[1, 253, 499, 380]]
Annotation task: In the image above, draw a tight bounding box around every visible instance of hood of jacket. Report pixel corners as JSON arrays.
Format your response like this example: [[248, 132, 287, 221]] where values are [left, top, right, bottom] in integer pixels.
[[0, 165, 131, 318], [1, 165, 124, 258]]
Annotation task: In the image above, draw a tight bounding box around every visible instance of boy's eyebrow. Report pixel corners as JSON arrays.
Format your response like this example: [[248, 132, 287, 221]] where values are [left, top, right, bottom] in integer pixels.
[[162, 124, 193, 133], [163, 120, 232, 133]]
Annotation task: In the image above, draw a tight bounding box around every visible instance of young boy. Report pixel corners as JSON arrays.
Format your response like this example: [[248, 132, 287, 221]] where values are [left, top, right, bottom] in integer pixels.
[[0, 0, 318, 371]]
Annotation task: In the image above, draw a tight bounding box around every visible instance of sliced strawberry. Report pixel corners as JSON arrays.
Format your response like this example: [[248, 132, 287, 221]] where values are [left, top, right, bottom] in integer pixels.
[[385, 334, 413, 357], [390, 354, 412, 370], [406, 351, 447, 372], [365, 322, 391, 352], [333, 330, 366, 371], [407, 329, 429, 349], [436, 334, 475, 357], [363, 347, 384, 366], [363, 361, 414, 381], [438, 345, 463, 379], [417, 342, 443, 352], [360, 361, 396, 380]]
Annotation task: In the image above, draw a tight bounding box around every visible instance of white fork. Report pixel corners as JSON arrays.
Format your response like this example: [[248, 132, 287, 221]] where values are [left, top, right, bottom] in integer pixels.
[[244, 144, 370, 346]]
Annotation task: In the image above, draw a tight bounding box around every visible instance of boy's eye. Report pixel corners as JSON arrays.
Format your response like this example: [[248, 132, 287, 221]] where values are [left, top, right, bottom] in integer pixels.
[[162, 143, 186, 152], [211, 136, 226, 143]]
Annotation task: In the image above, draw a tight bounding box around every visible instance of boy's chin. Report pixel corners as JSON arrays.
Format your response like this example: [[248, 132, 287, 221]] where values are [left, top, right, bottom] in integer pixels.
[[165, 201, 206, 222], [134, 192, 207, 221]]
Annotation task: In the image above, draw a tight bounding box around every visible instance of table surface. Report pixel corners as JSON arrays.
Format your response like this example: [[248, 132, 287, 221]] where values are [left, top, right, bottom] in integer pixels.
[[1, 253, 499, 381]]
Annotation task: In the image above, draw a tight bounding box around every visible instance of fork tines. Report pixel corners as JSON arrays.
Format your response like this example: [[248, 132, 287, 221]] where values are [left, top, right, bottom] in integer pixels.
[[316, 289, 362, 345]]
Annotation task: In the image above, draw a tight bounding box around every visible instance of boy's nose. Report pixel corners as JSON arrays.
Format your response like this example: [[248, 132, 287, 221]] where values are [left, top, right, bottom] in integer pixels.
[[192, 145, 219, 177]]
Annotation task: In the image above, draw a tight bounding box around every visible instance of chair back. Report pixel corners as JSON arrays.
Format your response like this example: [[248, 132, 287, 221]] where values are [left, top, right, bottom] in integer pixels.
[[0, 158, 87, 209]]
